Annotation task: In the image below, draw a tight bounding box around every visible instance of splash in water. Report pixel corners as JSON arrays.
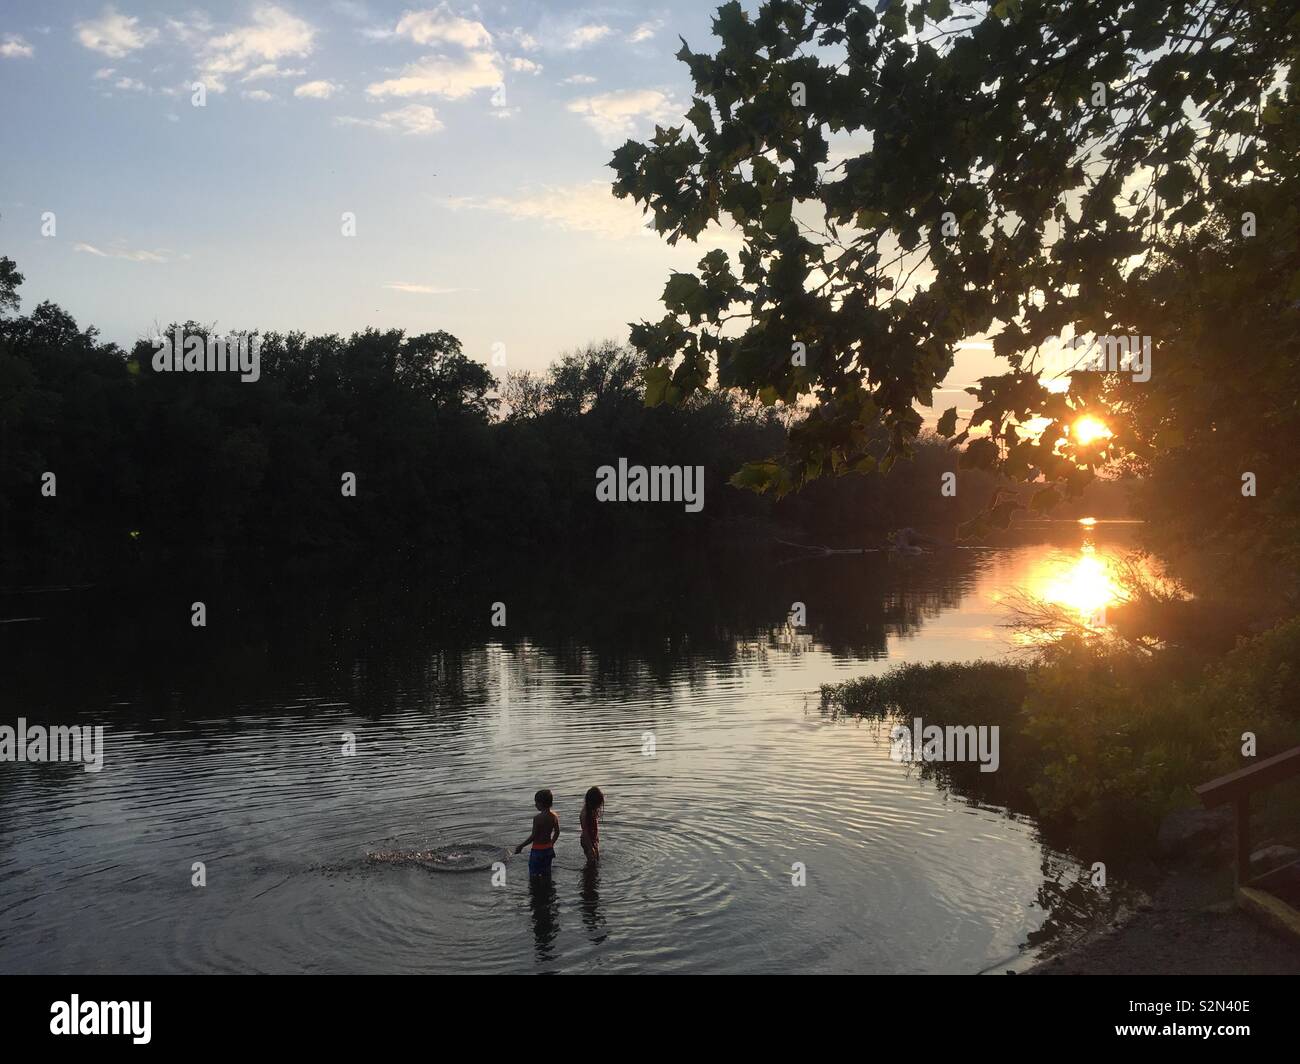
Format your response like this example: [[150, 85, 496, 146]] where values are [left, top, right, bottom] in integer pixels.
[[366, 843, 506, 872]]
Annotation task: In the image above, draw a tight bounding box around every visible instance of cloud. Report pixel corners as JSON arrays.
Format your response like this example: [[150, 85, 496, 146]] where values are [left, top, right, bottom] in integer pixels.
[[115, 76, 149, 92], [445, 182, 747, 252], [1, 34, 34, 59], [74, 242, 169, 263], [383, 282, 474, 294], [508, 57, 541, 74], [566, 88, 676, 142], [502, 28, 538, 51], [562, 74, 596, 85], [164, 12, 213, 49], [566, 25, 613, 49], [75, 6, 158, 58], [445, 181, 655, 241], [242, 62, 306, 81], [241, 89, 273, 101], [294, 79, 338, 99], [336, 103, 443, 135], [366, 50, 502, 99], [627, 21, 662, 44], [196, 5, 316, 92], [394, 8, 493, 49]]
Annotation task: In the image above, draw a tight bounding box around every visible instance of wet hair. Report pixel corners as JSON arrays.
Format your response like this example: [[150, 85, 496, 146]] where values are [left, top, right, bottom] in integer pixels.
[[534, 789, 553, 809], [584, 786, 604, 814]]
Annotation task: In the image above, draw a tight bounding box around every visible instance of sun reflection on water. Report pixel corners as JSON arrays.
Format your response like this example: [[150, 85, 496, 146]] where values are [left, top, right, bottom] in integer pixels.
[[1038, 545, 1123, 625], [1007, 521, 1137, 641]]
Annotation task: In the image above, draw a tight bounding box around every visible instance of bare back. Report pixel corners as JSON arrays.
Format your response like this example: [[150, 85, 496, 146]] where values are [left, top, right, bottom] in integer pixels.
[[533, 809, 559, 846]]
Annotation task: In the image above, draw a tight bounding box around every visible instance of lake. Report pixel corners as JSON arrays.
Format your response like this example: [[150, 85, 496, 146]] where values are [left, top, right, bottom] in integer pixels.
[[0, 521, 1141, 973]]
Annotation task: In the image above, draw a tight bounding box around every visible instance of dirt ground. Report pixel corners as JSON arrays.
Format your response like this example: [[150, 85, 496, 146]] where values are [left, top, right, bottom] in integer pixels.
[[1032, 864, 1300, 975]]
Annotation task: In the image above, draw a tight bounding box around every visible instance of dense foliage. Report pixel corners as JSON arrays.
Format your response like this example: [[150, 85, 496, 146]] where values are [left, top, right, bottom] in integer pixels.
[[0, 266, 1014, 580], [823, 618, 1300, 851], [615, 0, 1298, 602]]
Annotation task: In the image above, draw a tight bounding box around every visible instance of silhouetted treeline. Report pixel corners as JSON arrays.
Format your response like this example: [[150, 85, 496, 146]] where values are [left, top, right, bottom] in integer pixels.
[[0, 289, 1107, 582]]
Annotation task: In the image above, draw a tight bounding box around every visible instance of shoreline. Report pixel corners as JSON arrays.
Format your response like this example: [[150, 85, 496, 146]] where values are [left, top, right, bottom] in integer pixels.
[[1027, 864, 1300, 975]]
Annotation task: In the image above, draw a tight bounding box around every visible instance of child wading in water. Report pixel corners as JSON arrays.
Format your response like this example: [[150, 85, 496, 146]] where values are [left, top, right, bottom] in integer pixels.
[[515, 789, 560, 877], [580, 787, 604, 864]]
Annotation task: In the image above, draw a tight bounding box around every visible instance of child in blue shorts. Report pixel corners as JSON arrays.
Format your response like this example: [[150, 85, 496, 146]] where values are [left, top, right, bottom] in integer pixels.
[[515, 789, 560, 877]]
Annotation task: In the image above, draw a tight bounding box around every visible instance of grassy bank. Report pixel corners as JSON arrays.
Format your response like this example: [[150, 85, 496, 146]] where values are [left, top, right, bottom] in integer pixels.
[[821, 619, 1300, 861]]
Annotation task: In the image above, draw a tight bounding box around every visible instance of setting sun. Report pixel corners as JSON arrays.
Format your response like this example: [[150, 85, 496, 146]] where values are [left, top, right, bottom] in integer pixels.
[[1071, 416, 1112, 446]]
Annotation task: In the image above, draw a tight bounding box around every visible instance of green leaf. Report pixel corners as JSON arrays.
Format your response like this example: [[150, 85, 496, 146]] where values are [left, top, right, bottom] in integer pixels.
[[937, 406, 958, 437], [642, 365, 672, 407]]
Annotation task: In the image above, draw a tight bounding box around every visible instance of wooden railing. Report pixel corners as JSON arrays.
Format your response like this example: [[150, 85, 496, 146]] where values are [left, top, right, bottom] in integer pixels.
[[1196, 745, 1300, 884]]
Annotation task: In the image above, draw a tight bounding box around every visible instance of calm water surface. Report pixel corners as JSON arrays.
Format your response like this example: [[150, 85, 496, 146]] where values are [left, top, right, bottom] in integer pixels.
[[0, 522, 1140, 973]]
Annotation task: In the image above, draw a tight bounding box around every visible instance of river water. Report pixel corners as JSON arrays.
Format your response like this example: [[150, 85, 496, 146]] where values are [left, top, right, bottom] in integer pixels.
[[0, 521, 1140, 973]]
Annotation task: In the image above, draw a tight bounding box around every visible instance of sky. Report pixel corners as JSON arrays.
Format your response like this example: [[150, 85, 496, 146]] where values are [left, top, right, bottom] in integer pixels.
[[0, 0, 994, 402]]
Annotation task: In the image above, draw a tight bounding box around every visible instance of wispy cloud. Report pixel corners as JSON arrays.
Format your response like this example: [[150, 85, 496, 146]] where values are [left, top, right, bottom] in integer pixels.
[[336, 103, 443, 135], [366, 51, 502, 100], [502, 28, 539, 51], [75, 6, 158, 59], [1, 34, 34, 59], [394, 9, 493, 49], [566, 88, 676, 142], [294, 79, 339, 99], [565, 25, 613, 49], [627, 21, 663, 44], [242, 89, 274, 102], [562, 73, 596, 85], [193, 5, 317, 93], [445, 182, 745, 251], [445, 181, 654, 241], [383, 282, 475, 294], [74, 242, 169, 263], [242, 62, 306, 82]]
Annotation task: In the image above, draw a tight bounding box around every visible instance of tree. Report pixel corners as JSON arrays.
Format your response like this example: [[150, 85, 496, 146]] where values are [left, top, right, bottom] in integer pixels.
[[544, 340, 644, 415], [612, 0, 1299, 521], [501, 369, 548, 420], [0, 255, 23, 316]]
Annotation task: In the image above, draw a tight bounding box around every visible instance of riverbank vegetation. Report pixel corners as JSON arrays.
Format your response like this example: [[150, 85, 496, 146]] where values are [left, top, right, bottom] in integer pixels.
[[0, 259, 1065, 582], [823, 616, 1300, 859]]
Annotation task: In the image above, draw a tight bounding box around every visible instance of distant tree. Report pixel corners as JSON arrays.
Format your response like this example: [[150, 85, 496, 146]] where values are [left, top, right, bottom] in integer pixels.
[[0, 255, 22, 316], [545, 340, 644, 415], [501, 369, 548, 420], [395, 330, 498, 416]]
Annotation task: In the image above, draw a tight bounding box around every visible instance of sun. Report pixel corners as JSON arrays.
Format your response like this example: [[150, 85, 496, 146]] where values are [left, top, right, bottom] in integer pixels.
[[1071, 415, 1112, 446]]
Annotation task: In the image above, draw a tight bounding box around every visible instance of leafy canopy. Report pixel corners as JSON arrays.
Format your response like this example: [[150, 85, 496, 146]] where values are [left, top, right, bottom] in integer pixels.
[[612, 0, 1299, 514]]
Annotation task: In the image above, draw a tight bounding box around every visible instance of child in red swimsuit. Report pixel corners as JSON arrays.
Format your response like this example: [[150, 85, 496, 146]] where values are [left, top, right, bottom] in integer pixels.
[[579, 786, 604, 864]]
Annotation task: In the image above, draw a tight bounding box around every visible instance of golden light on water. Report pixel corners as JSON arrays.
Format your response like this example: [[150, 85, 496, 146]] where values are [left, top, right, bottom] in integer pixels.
[[1078, 516, 1097, 527], [1071, 415, 1111, 446], [1039, 546, 1121, 623]]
